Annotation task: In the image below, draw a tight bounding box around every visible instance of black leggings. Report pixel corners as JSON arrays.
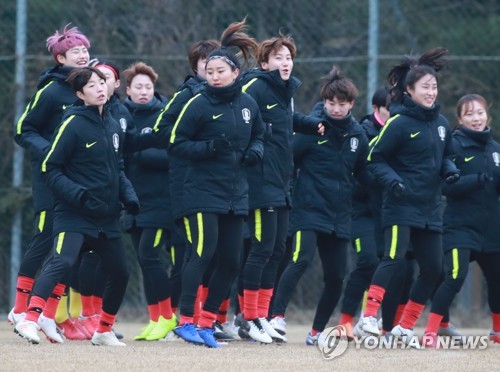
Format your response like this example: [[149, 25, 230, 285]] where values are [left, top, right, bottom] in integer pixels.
[[78, 251, 106, 299], [179, 213, 243, 317], [131, 227, 171, 306], [371, 226, 442, 305], [243, 207, 289, 291], [272, 230, 348, 332], [18, 210, 54, 278], [31, 232, 129, 315], [431, 249, 500, 315], [341, 233, 380, 316], [166, 224, 186, 309]]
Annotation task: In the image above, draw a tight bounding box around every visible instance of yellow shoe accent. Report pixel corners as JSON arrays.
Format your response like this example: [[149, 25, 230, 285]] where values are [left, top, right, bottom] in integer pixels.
[[145, 315, 178, 341], [55, 294, 69, 324], [134, 320, 157, 341]]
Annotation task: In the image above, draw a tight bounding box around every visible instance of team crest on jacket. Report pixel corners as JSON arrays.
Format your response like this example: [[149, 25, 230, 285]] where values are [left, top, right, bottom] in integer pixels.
[[493, 152, 500, 167], [242, 108, 251, 124], [438, 126, 446, 141], [120, 118, 127, 133], [350, 137, 358, 152], [113, 133, 120, 152]]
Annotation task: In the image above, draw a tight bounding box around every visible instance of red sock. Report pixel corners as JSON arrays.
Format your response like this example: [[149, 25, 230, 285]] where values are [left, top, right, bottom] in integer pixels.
[[159, 297, 173, 319], [243, 289, 259, 320], [393, 303, 406, 327], [97, 310, 116, 333], [13, 276, 34, 313], [339, 313, 354, 326], [193, 285, 202, 324], [238, 293, 244, 312], [257, 288, 273, 318], [492, 313, 500, 332], [425, 312, 444, 334], [25, 296, 46, 322], [200, 286, 209, 308], [179, 315, 193, 325], [400, 300, 425, 329], [43, 283, 65, 319], [364, 285, 385, 317], [148, 303, 160, 322], [198, 310, 217, 329], [80, 295, 94, 317], [92, 296, 103, 314], [217, 299, 230, 323], [440, 321, 449, 328], [311, 328, 320, 336]]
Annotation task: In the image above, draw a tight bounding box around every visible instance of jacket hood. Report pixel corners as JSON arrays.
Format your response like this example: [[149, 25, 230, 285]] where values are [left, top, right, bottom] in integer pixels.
[[37, 65, 75, 89]]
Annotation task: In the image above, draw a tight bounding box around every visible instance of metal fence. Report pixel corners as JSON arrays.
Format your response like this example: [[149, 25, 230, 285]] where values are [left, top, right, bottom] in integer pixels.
[[1, 0, 496, 324]]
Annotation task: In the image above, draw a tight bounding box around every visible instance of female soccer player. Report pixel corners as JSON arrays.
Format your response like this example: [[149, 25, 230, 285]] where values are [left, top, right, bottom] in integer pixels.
[[360, 47, 460, 344], [422, 94, 500, 346]]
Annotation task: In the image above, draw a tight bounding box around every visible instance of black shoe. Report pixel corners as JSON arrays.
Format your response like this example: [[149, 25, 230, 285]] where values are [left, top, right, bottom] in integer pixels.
[[213, 321, 235, 341]]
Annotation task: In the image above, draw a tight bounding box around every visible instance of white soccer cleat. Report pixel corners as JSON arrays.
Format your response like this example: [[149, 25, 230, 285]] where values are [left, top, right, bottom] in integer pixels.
[[38, 313, 64, 343], [8, 308, 26, 326], [391, 324, 420, 348], [221, 320, 241, 340], [269, 316, 287, 336], [353, 317, 369, 338], [92, 331, 126, 346], [246, 318, 273, 344], [259, 317, 286, 342], [15, 319, 41, 344], [361, 316, 380, 336]]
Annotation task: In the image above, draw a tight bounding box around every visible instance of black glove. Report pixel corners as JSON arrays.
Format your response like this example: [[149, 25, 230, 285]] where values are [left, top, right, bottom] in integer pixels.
[[125, 201, 140, 216], [444, 171, 460, 184], [242, 149, 261, 166], [390, 181, 405, 198], [212, 138, 231, 155]]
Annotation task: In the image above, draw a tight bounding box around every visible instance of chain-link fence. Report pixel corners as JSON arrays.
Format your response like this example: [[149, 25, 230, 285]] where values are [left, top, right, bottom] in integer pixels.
[[1, 0, 497, 324]]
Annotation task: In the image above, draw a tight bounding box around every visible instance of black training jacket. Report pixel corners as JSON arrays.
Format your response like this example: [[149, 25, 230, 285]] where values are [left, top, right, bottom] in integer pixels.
[[169, 81, 265, 216], [41, 102, 138, 238], [241, 69, 321, 209], [443, 126, 500, 252], [14, 65, 78, 212], [351, 114, 384, 238], [367, 96, 457, 232], [153, 76, 205, 221], [289, 112, 369, 239], [123, 94, 169, 228]]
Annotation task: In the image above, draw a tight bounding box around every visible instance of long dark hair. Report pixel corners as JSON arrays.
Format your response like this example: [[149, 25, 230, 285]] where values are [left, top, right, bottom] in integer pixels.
[[387, 47, 449, 104], [206, 17, 258, 71]]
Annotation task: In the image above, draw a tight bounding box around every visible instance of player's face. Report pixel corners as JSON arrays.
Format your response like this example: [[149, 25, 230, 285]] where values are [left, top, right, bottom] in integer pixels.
[[459, 100, 488, 132], [375, 105, 390, 124], [96, 66, 120, 98], [261, 46, 294, 80], [323, 97, 353, 119], [407, 73, 437, 109], [57, 45, 89, 68], [205, 59, 239, 87], [196, 58, 208, 80], [76, 72, 107, 108], [127, 74, 155, 104]]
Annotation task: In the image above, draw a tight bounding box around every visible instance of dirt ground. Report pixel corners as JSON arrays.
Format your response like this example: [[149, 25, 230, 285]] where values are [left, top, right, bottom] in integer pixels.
[[0, 320, 498, 372]]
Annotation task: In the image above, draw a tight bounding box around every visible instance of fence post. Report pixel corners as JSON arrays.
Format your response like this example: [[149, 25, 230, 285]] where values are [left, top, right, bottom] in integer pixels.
[[10, 0, 27, 308]]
